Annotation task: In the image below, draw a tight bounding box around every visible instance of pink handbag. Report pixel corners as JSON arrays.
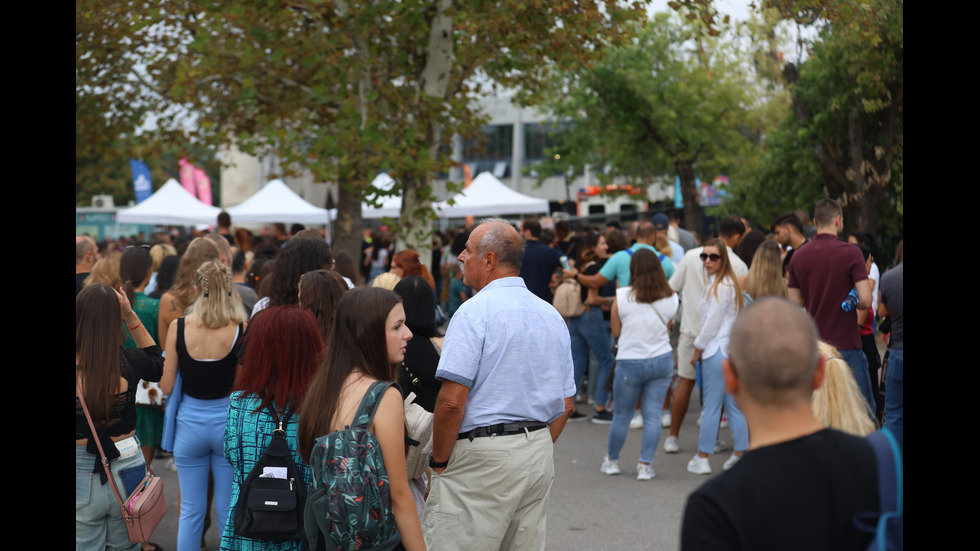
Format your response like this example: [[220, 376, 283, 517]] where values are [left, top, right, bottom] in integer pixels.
[[77, 382, 167, 543]]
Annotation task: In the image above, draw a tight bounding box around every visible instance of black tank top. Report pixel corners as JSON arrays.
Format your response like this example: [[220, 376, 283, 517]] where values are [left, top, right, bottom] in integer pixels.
[[176, 318, 243, 399]]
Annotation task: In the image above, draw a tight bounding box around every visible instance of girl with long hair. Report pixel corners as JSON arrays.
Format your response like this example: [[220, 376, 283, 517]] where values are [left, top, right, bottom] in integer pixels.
[[394, 275, 444, 412], [567, 231, 617, 422], [158, 237, 222, 345], [739, 240, 787, 302], [688, 238, 749, 475], [161, 261, 248, 551], [76, 283, 163, 551], [812, 342, 876, 437], [221, 306, 325, 550], [600, 249, 679, 480], [120, 246, 166, 475], [298, 269, 349, 346], [298, 287, 424, 551]]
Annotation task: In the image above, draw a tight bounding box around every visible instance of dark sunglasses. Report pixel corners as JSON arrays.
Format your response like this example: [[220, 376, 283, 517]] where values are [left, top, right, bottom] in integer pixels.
[[700, 253, 721, 262]]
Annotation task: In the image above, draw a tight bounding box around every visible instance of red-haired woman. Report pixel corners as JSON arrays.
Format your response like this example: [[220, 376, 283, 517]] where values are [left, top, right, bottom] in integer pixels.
[[221, 306, 325, 550], [391, 249, 436, 290]]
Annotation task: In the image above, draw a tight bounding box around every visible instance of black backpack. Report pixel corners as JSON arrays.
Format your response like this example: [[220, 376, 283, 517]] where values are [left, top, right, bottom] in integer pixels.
[[233, 406, 307, 542]]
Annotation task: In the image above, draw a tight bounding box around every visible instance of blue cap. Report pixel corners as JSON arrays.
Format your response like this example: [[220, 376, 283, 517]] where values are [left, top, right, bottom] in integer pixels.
[[650, 213, 669, 230]]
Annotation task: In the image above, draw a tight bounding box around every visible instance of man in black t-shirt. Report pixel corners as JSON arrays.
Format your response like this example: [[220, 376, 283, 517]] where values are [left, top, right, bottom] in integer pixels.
[[681, 298, 879, 551]]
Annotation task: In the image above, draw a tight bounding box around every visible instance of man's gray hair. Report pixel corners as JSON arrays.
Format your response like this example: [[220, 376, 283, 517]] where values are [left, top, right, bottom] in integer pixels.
[[477, 218, 524, 272]]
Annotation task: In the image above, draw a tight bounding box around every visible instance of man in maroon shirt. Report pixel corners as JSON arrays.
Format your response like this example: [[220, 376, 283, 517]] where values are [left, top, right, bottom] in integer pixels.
[[786, 198, 874, 410]]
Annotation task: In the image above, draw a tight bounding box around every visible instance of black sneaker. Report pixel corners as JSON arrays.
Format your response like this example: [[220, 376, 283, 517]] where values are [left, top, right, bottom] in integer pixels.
[[569, 410, 587, 422], [591, 410, 614, 424]]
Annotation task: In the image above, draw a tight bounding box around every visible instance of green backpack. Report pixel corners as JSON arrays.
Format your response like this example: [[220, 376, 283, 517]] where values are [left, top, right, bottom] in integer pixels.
[[304, 381, 401, 551]]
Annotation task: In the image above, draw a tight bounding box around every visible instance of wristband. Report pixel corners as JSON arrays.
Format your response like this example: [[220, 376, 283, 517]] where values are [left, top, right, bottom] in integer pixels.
[[428, 453, 449, 469]]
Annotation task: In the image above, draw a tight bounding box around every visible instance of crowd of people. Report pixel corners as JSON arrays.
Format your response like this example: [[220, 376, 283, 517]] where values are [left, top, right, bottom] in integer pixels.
[[76, 200, 902, 550]]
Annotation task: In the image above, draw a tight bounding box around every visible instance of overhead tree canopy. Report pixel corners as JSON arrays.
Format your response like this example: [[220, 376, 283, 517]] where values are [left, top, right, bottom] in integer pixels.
[[724, 0, 903, 242], [537, 12, 781, 234], [77, 0, 650, 256]]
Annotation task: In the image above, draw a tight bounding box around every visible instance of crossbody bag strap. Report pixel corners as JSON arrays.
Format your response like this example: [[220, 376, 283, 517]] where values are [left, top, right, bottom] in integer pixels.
[[76, 382, 131, 521]]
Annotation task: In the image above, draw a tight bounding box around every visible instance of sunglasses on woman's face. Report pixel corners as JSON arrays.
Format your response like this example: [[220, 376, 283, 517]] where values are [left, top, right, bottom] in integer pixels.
[[700, 253, 721, 262]]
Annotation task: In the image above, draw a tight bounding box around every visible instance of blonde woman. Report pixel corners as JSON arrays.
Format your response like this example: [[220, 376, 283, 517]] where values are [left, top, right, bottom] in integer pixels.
[[812, 342, 876, 436], [84, 250, 123, 290], [688, 238, 748, 475], [158, 238, 222, 345], [739, 241, 787, 303], [161, 261, 248, 551], [144, 242, 177, 296]]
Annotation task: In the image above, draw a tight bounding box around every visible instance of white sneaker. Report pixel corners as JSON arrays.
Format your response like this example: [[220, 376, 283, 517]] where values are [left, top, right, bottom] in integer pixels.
[[723, 454, 741, 471], [720, 413, 729, 429], [661, 410, 672, 428], [715, 440, 730, 454], [687, 455, 712, 475], [697, 411, 702, 426], [664, 436, 679, 453], [629, 410, 644, 429], [600, 456, 621, 475], [636, 463, 655, 481]]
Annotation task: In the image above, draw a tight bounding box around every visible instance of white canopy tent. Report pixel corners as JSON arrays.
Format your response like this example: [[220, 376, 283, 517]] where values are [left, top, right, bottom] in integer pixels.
[[434, 172, 549, 218], [116, 179, 223, 226], [361, 173, 404, 219], [226, 179, 334, 224]]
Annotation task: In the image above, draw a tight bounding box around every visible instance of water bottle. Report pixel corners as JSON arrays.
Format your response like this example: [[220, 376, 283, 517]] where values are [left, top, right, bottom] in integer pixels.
[[841, 288, 859, 312]]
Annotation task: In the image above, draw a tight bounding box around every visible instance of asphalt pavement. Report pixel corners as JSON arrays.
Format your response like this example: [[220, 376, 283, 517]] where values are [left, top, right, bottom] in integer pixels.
[[144, 387, 722, 551]]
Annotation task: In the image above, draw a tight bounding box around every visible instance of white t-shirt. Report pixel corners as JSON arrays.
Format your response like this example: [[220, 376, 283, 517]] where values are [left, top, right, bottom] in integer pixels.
[[615, 287, 678, 360]]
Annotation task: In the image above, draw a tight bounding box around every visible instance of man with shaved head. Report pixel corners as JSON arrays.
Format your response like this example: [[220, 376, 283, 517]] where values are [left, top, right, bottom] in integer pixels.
[[423, 218, 575, 551], [682, 298, 880, 550]]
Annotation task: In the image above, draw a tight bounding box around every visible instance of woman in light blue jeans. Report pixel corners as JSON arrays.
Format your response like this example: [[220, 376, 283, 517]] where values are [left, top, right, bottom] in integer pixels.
[[161, 261, 248, 551], [76, 283, 164, 551], [567, 231, 616, 421], [688, 239, 748, 475], [601, 249, 679, 480]]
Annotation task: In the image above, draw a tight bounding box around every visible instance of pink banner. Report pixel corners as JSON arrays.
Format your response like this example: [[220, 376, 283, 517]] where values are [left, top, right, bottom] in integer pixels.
[[194, 168, 213, 206], [178, 158, 197, 197]]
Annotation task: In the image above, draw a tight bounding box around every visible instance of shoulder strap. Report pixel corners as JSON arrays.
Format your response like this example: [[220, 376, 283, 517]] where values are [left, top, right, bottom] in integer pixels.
[[867, 428, 903, 515], [176, 317, 187, 356], [350, 381, 394, 430], [75, 382, 131, 520], [624, 248, 634, 256], [658, 253, 666, 262]]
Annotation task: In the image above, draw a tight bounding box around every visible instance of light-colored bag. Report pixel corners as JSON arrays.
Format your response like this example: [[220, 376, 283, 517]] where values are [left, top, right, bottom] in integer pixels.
[[403, 392, 433, 481]]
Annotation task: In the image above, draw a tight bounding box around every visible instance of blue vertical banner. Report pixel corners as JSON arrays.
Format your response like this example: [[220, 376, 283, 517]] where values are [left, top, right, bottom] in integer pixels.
[[130, 159, 153, 203]]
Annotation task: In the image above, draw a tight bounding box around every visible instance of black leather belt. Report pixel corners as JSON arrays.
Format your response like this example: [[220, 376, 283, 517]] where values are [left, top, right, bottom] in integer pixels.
[[457, 421, 548, 441]]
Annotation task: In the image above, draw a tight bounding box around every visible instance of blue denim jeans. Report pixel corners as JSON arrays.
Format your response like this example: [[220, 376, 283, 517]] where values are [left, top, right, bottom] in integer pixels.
[[607, 353, 674, 464], [568, 308, 616, 407], [174, 396, 234, 551], [883, 348, 903, 448], [840, 347, 875, 413], [76, 437, 144, 551], [697, 352, 749, 455]]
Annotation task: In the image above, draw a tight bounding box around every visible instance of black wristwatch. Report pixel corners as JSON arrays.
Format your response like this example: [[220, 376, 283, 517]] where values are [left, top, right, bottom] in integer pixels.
[[428, 453, 449, 469]]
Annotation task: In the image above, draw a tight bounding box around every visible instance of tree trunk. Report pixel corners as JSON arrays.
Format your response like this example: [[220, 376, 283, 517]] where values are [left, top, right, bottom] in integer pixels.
[[676, 159, 703, 236], [333, 182, 364, 271], [398, 176, 433, 253]]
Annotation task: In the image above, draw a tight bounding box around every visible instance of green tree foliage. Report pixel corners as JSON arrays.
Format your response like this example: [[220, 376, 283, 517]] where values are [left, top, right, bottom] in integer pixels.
[[724, 0, 903, 239], [538, 12, 774, 233], [76, 0, 649, 257]]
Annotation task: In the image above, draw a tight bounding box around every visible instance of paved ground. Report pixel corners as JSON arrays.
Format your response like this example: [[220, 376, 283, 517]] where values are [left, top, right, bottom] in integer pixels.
[[145, 386, 725, 551]]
